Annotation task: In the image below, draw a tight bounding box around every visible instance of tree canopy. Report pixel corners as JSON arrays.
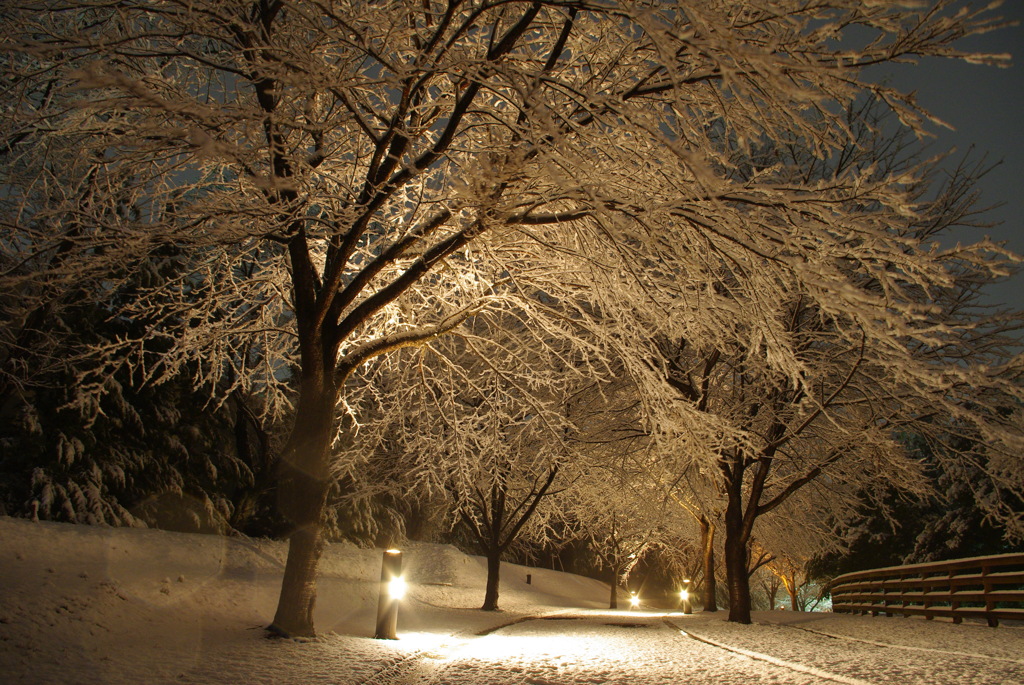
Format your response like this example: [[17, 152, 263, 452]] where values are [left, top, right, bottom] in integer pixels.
[[2, 0, 1022, 635]]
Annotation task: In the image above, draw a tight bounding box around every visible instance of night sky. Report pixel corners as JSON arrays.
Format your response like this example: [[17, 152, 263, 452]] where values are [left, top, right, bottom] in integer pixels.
[[877, 1, 1024, 312]]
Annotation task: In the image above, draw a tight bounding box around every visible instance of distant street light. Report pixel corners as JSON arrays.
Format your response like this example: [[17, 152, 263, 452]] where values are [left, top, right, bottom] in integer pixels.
[[630, 592, 640, 609], [680, 579, 693, 615], [374, 549, 404, 639]]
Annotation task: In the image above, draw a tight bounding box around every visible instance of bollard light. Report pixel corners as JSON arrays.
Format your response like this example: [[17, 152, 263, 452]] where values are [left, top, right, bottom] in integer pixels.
[[681, 578, 693, 615], [388, 575, 407, 600], [374, 548, 403, 639]]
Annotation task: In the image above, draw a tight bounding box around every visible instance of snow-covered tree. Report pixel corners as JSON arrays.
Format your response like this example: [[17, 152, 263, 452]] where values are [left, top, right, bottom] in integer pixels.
[[610, 118, 1024, 622], [363, 311, 589, 611], [0, 231, 282, 533], [3, 0, 1017, 637], [767, 554, 810, 611], [572, 471, 672, 609]]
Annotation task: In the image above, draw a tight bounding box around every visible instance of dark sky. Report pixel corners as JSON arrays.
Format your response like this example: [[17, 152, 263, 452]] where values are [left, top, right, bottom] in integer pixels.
[[876, 1, 1024, 312]]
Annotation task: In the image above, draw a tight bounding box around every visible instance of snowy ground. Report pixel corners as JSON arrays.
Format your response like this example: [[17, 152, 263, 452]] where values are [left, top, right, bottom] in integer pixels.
[[1, 517, 1022, 685]]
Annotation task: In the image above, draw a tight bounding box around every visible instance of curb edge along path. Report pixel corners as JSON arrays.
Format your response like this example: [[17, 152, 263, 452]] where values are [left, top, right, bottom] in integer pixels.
[[778, 622, 1024, 666], [671, 614, 1024, 685], [664, 618, 877, 685]]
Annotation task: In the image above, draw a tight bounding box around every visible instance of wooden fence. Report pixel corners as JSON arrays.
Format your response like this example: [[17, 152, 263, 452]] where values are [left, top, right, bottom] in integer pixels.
[[828, 553, 1024, 627]]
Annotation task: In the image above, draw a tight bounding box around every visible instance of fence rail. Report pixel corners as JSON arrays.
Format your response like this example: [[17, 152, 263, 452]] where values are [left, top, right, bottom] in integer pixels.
[[828, 553, 1024, 627]]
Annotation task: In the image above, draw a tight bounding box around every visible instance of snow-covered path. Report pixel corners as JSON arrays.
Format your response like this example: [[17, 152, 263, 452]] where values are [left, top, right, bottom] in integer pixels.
[[1, 518, 1022, 685], [362, 610, 1024, 685], [381, 611, 833, 685]]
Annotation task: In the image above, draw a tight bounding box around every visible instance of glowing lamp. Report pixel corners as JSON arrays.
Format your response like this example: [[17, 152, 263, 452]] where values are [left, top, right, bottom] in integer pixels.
[[680, 578, 693, 614], [629, 593, 640, 608], [375, 548, 404, 639], [388, 576, 407, 600]]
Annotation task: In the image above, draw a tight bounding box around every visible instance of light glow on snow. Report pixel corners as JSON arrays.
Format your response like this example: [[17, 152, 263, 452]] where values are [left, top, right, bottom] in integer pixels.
[[460, 633, 592, 663], [576, 610, 668, 619]]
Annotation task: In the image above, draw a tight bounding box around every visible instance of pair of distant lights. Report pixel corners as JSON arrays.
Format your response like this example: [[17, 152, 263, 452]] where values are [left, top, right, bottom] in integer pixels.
[[628, 592, 687, 606], [629, 579, 691, 608]]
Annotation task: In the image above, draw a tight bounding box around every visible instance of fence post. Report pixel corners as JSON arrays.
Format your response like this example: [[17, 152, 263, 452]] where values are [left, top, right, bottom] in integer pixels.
[[949, 568, 962, 624], [899, 571, 909, 618], [983, 563, 998, 628], [923, 570, 934, 620], [873, 577, 883, 617]]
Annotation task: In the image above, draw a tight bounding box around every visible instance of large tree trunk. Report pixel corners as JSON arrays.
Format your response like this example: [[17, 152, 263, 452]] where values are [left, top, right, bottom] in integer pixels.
[[272, 523, 326, 636], [700, 515, 718, 612], [482, 549, 502, 611], [724, 491, 753, 624], [268, 378, 337, 637], [724, 533, 751, 623]]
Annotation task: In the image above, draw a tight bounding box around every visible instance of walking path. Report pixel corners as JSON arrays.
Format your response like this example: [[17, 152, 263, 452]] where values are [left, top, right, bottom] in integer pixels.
[[361, 609, 1024, 685]]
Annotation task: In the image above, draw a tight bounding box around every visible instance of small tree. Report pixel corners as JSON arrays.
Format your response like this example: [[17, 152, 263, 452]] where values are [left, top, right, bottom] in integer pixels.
[[768, 555, 809, 611], [757, 569, 783, 611], [571, 452, 690, 609], [357, 303, 594, 611]]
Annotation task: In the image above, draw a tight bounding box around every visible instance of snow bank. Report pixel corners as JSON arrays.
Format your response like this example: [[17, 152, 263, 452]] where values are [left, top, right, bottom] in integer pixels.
[[1, 517, 1022, 685], [0, 516, 607, 684]]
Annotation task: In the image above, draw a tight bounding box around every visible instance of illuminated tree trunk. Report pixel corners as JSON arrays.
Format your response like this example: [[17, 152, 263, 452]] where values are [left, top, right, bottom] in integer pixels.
[[268, 360, 338, 637], [272, 521, 326, 637], [723, 456, 754, 624], [482, 549, 502, 611], [782, 569, 802, 611], [724, 518, 752, 623]]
